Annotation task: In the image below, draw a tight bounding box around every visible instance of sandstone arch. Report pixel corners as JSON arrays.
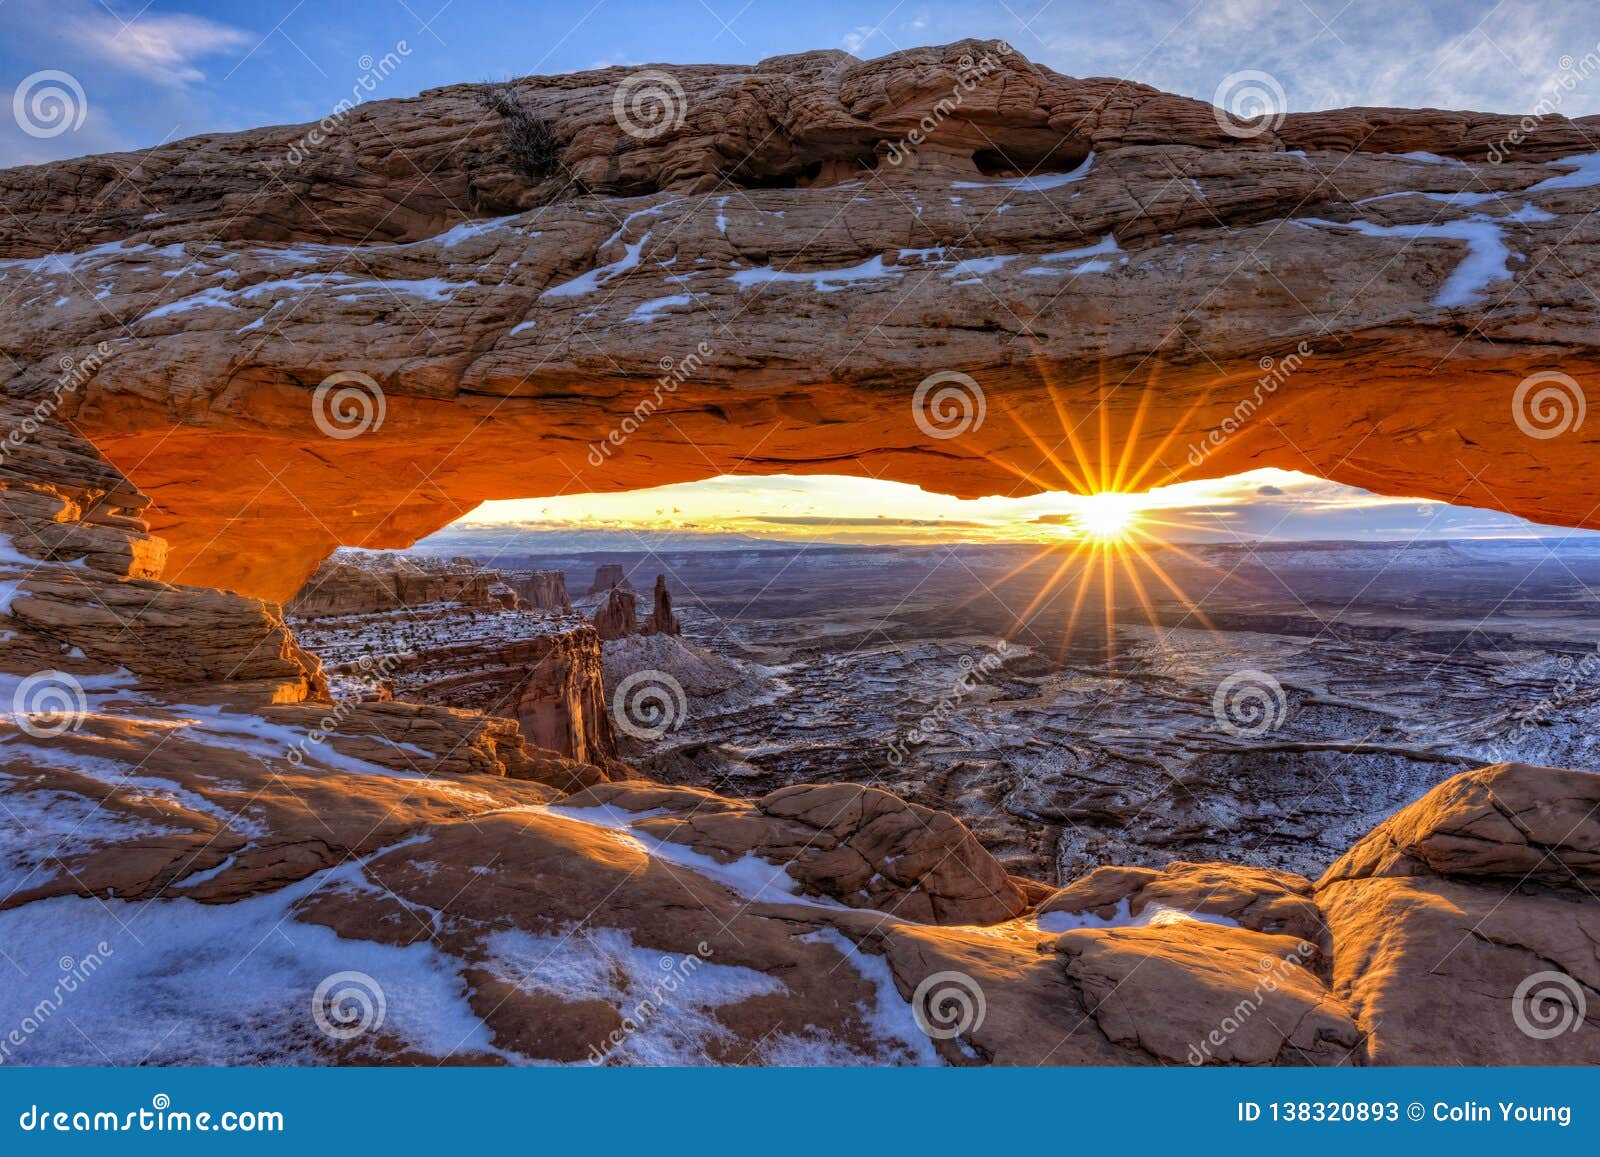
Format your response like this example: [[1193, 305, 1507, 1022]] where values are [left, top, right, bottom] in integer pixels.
[[2, 42, 1599, 1069], [3, 38, 1597, 607]]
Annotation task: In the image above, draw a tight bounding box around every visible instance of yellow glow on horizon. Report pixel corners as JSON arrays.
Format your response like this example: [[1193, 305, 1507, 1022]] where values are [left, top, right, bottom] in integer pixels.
[[456, 466, 1361, 544]]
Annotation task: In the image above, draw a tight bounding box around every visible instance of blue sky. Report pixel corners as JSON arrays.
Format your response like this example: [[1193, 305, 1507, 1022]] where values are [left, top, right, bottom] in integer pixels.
[[5, 0, 1600, 165]]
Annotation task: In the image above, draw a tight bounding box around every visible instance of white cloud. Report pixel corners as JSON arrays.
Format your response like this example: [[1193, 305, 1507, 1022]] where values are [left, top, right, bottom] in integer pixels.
[[842, 26, 878, 55], [72, 9, 253, 87]]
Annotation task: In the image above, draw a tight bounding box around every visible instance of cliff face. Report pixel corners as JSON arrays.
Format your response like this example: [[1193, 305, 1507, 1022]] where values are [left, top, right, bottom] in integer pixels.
[[2, 42, 1595, 600], [591, 584, 639, 641], [504, 569, 571, 611], [293, 603, 618, 768], [287, 555, 506, 617], [510, 627, 616, 767]]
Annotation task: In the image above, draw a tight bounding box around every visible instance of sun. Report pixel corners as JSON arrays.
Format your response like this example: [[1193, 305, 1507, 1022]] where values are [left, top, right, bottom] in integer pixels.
[[1073, 491, 1142, 541]]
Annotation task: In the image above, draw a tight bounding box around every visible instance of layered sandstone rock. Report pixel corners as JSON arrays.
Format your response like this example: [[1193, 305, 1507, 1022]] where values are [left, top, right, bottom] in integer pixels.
[[564, 780, 1029, 925], [287, 553, 507, 617], [0, 400, 322, 701], [505, 569, 571, 611], [293, 605, 618, 769], [1316, 763, 1599, 1064], [1, 43, 1596, 599]]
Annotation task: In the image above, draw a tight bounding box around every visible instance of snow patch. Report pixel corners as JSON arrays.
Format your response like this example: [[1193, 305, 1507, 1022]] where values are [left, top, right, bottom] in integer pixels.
[[952, 152, 1095, 192]]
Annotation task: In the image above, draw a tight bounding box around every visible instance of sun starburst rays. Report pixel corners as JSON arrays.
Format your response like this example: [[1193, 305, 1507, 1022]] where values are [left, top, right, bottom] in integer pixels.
[[977, 364, 1227, 668]]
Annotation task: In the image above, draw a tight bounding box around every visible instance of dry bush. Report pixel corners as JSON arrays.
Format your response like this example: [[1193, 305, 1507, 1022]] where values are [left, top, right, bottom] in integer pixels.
[[479, 80, 562, 181]]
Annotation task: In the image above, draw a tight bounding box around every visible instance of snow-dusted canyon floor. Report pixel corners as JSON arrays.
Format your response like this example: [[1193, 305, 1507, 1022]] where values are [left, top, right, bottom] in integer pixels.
[[454, 538, 1600, 883]]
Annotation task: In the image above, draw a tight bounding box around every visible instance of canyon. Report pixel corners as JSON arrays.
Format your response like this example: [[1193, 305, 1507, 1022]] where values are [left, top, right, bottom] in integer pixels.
[[0, 42, 1597, 1066]]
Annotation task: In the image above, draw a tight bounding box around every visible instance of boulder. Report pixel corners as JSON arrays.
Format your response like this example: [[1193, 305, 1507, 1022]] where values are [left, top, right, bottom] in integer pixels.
[[1316, 764, 1600, 1064]]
